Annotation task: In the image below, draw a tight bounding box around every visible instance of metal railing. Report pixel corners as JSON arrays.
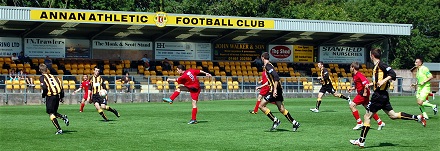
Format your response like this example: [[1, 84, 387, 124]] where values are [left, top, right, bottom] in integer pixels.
[[1, 75, 438, 103]]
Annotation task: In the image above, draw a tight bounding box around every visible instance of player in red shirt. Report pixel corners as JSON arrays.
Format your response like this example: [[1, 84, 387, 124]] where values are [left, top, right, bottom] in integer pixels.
[[162, 65, 212, 124], [348, 62, 385, 130], [249, 68, 270, 114], [72, 74, 91, 112]]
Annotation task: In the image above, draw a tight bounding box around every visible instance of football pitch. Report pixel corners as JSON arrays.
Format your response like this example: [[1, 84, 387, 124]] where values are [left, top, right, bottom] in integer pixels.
[[1, 96, 439, 151]]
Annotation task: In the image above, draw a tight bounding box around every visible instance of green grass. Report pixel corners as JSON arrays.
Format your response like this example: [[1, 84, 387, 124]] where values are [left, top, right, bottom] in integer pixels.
[[0, 96, 439, 151]]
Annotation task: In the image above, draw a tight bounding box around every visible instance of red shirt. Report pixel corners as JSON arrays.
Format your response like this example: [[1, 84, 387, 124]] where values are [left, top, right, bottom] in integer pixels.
[[81, 80, 90, 93], [261, 71, 269, 91], [353, 72, 369, 94], [177, 69, 200, 89]]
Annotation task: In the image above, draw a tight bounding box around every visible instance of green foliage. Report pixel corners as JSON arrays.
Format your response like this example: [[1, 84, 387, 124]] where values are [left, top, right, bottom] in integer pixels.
[[1, 97, 438, 150]]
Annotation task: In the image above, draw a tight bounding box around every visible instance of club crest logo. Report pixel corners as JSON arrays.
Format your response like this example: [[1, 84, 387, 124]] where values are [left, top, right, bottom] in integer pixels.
[[154, 12, 168, 28]]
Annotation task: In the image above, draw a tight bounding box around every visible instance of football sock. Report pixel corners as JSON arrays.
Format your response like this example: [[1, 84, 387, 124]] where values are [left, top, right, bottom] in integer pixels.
[[422, 102, 435, 108], [316, 99, 322, 109], [352, 110, 362, 124], [373, 113, 382, 125], [105, 106, 118, 116], [170, 91, 180, 101], [98, 109, 108, 120], [80, 103, 85, 112], [419, 106, 429, 118], [337, 94, 349, 100], [359, 124, 370, 143], [253, 100, 261, 113], [264, 109, 275, 121], [50, 114, 61, 130], [282, 109, 294, 123], [398, 112, 418, 120], [54, 113, 66, 120], [192, 108, 198, 120]]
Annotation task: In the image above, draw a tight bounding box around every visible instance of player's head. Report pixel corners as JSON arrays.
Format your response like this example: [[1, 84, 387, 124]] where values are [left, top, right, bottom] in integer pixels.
[[261, 52, 270, 61], [317, 61, 324, 69], [82, 74, 88, 81], [176, 64, 186, 74], [39, 64, 47, 74], [93, 66, 100, 76], [350, 61, 360, 73], [370, 48, 381, 61], [414, 58, 423, 67]]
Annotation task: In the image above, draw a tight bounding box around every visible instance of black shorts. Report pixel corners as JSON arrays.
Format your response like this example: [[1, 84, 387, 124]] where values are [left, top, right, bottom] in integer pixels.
[[319, 85, 336, 94], [263, 90, 284, 102], [92, 94, 107, 105], [367, 91, 393, 113], [45, 95, 60, 114]]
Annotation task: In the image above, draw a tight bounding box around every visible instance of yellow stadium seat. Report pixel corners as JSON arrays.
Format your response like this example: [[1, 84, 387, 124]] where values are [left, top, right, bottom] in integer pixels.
[[116, 81, 122, 91], [233, 81, 239, 90], [69, 80, 76, 90], [156, 80, 163, 90]]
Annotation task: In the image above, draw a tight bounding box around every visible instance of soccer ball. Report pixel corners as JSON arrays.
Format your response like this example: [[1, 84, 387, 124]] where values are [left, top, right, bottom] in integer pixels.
[[99, 89, 107, 97]]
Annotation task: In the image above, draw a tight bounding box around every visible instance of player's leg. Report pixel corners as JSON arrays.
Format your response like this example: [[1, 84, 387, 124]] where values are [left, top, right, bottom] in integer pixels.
[[93, 95, 108, 121], [79, 97, 86, 112], [275, 97, 300, 131], [418, 88, 437, 117], [101, 96, 120, 118], [188, 89, 200, 124], [384, 110, 426, 127], [310, 91, 324, 112], [258, 95, 279, 130], [249, 95, 263, 114], [333, 91, 351, 102], [350, 95, 363, 130], [163, 85, 187, 104], [46, 97, 62, 134]]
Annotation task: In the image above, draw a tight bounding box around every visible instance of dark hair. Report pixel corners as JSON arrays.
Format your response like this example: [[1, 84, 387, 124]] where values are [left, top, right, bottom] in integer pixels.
[[416, 58, 423, 64], [351, 62, 360, 70], [177, 64, 186, 70], [261, 52, 270, 60], [317, 61, 324, 65], [370, 48, 381, 59]]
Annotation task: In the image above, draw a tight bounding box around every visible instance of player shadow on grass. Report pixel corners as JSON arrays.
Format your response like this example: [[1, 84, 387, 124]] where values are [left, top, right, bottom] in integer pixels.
[[99, 119, 116, 122], [61, 130, 78, 134], [265, 129, 291, 132], [319, 110, 337, 112], [182, 120, 208, 124]]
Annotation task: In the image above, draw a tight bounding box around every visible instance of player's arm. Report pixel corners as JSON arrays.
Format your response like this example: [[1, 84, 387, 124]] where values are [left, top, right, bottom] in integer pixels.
[[72, 84, 82, 95], [420, 67, 433, 85], [39, 76, 47, 98], [167, 78, 177, 82], [377, 63, 396, 87], [100, 78, 108, 91], [256, 81, 269, 90], [199, 70, 212, 77], [266, 65, 280, 95]]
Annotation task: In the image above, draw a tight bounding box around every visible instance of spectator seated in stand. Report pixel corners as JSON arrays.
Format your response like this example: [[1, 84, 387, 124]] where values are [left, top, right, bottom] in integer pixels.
[[162, 58, 172, 71], [116, 72, 132, 93]]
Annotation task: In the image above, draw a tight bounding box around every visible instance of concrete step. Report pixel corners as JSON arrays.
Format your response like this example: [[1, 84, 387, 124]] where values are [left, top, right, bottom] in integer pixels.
[[141, 84, 159, 93]]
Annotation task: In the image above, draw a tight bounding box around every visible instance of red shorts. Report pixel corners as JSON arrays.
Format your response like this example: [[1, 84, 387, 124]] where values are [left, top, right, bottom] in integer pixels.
[[83, 92, 89, 100], [83, 91, 89, 100], [260, 86, 270, 96], [353, 94, 370, 106], [186, 86, 201, 101]]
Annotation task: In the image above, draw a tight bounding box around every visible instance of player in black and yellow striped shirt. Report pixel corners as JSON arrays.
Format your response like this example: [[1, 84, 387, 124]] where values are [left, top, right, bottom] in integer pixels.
[[349, 48, 426, 148], [89, 66, 120, 121], [39, 64, 69, 135], [310, 61, 351, 113], [257, 52, 301, 132]]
